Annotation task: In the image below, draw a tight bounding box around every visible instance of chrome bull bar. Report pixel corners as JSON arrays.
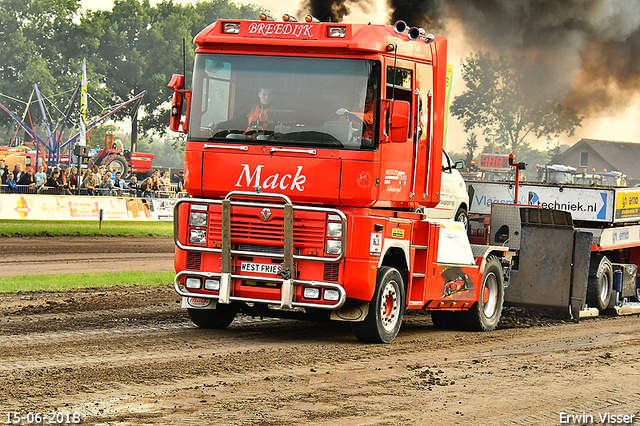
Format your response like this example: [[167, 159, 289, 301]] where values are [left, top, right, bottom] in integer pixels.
[[173, 191, 347, 310]]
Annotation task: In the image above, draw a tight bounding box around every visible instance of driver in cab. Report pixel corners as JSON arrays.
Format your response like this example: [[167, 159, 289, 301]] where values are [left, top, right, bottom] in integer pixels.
[[209, 87, 275, 136], [335, 84, 375, 139]]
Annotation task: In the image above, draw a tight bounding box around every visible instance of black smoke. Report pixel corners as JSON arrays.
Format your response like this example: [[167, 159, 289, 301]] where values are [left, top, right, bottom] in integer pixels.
[[300, 0, 640, 116]]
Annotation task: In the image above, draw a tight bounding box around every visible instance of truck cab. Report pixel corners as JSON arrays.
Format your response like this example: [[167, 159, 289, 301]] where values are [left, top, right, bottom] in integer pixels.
[[169, 18, 506, 343]]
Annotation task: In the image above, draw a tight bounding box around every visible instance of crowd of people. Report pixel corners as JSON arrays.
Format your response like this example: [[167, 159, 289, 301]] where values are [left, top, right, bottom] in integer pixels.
[[0, 159, 183, 198]]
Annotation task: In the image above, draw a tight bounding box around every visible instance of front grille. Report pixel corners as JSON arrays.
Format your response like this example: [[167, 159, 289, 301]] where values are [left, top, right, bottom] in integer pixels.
[[207, 205, 326, 250], [323, 262, 340, 282], [186, 252, 202, 270]]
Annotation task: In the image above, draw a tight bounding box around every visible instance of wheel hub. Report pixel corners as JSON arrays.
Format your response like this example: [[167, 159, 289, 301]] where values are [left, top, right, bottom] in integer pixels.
[[380, 282, 399, 332], [482, 273, 498, 318]]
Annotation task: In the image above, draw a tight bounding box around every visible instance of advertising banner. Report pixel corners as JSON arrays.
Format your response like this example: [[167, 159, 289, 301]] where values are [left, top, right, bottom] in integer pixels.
[[467, 181, 613, 222], [0, 194, 158, 221]]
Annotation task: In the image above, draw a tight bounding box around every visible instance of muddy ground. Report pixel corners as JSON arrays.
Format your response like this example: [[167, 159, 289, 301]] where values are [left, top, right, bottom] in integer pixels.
[[1, 236, 639, 425]]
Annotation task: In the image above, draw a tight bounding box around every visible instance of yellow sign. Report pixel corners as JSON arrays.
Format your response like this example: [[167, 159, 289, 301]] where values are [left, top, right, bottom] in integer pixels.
[[615, 189, 640, 221], [391, 228, 405, 238]]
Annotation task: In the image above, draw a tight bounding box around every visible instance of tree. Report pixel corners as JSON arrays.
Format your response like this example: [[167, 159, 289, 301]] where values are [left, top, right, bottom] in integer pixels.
[[451, 52, 583, 156], [463, 133, 478, 166], [86, 0, 263, 151]]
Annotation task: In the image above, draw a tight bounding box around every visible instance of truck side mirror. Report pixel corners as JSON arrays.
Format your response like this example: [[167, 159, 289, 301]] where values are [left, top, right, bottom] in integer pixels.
[[389, 100, 410, 143], [454, 160, 465, 170], [168, 74, 190, 134]]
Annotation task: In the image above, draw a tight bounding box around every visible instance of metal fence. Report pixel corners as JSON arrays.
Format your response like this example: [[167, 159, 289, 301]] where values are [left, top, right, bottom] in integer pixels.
[[0, 183, 185, 198]]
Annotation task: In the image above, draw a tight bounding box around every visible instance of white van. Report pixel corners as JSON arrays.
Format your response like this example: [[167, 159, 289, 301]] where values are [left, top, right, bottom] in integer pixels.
[[422, 150, 469, 229]]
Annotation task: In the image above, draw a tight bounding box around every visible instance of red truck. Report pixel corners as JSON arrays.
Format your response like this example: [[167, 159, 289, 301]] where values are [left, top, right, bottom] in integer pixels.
[[168, 17, 510, 343]]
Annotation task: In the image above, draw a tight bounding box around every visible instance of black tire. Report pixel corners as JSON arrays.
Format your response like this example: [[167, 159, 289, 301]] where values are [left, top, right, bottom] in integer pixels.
[[106, 155, 129, 177], [351, 266, 405, 343], [188, 303, 238, 329], [459, 256, 504, 331], [454, 207, 469, 232], [587, 256, 613, 311], [431, 311, 461, 330]]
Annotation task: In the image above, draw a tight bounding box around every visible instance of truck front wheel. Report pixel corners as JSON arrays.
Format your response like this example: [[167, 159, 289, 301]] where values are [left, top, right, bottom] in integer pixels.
[[587, 256, 613, 311], [351, 266, 405, 343], [188, 303, 238, 329], [460, 256, 504, 331]]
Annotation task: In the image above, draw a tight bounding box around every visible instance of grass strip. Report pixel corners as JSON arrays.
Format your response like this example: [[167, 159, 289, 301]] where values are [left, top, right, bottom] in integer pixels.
[[0, 220, 173, 237], [0, 271, 175, 293]]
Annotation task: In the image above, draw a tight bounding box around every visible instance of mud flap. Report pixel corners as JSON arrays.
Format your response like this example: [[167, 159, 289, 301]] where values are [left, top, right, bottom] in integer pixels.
[[330, 300, 370, 322]]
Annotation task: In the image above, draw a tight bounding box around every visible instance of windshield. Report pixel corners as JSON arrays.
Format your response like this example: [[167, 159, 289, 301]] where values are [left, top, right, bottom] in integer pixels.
[[548, 171, 574, 184], [190, 53, 380, 150]]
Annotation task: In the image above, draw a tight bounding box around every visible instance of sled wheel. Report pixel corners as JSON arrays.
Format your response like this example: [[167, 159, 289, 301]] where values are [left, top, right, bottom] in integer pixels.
[[188, 303, 238, 329], [107, 155, 129, 177], [351, 266, 405, 343], [587, 256, 613, 311], [460, 256, 504, 331]]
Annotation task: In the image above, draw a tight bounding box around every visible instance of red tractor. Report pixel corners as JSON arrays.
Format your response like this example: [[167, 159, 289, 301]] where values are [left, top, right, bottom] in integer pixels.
[[89, 134, 154, 178]]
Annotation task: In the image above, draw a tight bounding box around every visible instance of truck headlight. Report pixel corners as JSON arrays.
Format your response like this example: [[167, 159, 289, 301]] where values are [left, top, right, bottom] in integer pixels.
[[303, 287, 321, 299], [189, 228, 207, 245], [204, 278, 220, 291], [185, 277, 201, 289], [190, 211, 208, 227], [327, 222, 343, 238], [326, 240, 341, 255], [324, 289, 340, 301]]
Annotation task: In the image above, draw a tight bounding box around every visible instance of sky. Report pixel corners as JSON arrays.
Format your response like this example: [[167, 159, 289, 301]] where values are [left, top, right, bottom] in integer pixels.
[[80, 0, 640, 155]]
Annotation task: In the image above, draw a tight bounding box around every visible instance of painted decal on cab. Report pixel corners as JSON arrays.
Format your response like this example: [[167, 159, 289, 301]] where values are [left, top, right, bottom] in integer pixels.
[[235, 164, 307, 192], [244, 22, 318, 39], [384, 169, 407, 194]]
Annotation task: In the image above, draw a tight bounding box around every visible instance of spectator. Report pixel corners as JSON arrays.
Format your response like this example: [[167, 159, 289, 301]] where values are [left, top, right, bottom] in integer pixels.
[[98, 170, 116, 195], [34, 165, 47, 191], [92, 165, 102, 186], [0, 159, 8, 184], [139, 175, 156, 198], [158, 170, 170, 197], [58, 168, 70, 195], [13, 164, 25, 183], [17, 166, 36, 191], [83, 171, 97, 196], [128, 176, 139, 197], [5, 172, 17, 193], [113, 171, 128, 196], [68, 167, 79, 194], [45, 169, 62, 194]]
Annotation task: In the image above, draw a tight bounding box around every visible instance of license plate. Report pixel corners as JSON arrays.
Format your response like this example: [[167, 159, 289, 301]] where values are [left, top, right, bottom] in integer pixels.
[[240, 262, 282, 275]]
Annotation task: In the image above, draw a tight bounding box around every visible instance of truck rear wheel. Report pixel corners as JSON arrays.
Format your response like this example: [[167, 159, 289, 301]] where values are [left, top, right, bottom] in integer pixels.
[[587, 256, 613, 311], [351, 266, 405, 343], [188, 303, 238, 329], [460, 256, 504, 331]]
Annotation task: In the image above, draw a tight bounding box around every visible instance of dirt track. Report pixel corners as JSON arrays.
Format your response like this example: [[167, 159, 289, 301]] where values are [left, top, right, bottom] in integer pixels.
[[1, 236, 640, 425]]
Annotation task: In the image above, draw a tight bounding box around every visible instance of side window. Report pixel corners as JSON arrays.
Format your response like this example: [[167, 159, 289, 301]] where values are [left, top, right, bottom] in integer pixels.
[[386, 67, 412, 102], [386, 66, 413, 139]]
